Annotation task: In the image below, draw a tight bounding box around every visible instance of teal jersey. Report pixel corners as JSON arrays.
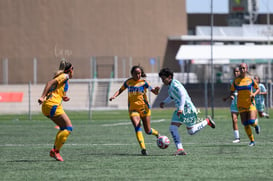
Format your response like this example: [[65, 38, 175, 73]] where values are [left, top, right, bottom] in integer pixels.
[[163, 79, 197, 126], [230, 79, 238, 113], [254, 83, 267, 111], [163, 79, 196, 112], [254, 83, 266, 104]]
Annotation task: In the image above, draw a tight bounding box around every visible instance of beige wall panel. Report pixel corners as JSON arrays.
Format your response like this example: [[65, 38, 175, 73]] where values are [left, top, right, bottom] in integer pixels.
[[0, 0, 186, 83]]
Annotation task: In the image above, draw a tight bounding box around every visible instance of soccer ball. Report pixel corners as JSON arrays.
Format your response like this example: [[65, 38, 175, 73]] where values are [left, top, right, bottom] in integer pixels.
[[157, 135, 170, 149]]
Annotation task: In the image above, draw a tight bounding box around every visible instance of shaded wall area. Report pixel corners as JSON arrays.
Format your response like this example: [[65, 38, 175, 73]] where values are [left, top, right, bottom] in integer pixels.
[[153, 83, 231, 108], [161, 40, 183, 72], [0, 0, 187, 84]]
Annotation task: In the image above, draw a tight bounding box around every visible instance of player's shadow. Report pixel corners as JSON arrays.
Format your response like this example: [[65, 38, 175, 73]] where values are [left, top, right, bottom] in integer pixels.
[[80, 152, 145, 156], [80, 152, 172, 157], [200, 144, 249, 148], [7, 159, 55, 162]]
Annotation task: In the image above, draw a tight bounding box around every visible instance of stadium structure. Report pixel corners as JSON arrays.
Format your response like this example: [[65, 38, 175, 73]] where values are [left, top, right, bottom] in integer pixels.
[[1, 0, 273, 115]]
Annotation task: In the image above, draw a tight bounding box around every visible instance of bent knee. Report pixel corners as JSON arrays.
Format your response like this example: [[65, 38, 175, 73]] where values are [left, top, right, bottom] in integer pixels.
[[243, 119, 256, 126], [60, 126, 73, 132]]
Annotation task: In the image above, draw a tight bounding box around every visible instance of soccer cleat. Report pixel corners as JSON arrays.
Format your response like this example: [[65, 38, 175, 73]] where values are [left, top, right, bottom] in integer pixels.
[[232, 138, 240, 143], [255, 125, 260, 134], [248, 141, 255, 146], [207, 116, 216, 128], [141, 149, 148, 156], [50, 149, 64, 161], [264, 113, 270, 119], [175, 149, 187, 156], [156, 133, 161, 138]]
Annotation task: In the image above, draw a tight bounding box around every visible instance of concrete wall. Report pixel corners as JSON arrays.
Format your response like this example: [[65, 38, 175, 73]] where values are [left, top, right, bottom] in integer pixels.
[[0, 82, 232, 114], [0, 0, 187, 84], [0, 83, 159, 114]]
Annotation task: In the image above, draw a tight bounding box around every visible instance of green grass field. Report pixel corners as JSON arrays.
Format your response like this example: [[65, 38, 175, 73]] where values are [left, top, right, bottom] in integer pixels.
[[1, 108, 273, 181]]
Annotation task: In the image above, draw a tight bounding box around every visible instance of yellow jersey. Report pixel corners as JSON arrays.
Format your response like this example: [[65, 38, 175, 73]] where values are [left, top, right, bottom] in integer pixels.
[[230, 76, 258, 112], [120, 78, 152, 110], [44, 73, 69, 105]]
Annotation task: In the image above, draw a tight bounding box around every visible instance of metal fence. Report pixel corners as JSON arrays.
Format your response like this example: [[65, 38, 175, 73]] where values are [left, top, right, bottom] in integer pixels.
[[1, 79, 272, 120], [1, 56, 162, 84], [2, 56, 273, 86]]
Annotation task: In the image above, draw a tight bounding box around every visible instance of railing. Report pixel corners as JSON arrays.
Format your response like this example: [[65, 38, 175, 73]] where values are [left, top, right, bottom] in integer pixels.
[[1, 80, 272, 120]]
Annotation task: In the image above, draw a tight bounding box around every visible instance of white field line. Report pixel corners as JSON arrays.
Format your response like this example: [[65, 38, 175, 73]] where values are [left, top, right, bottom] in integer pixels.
[[101, 119, 166, 127], [0, 143, 140, 147], [0, 141, 266, 147]]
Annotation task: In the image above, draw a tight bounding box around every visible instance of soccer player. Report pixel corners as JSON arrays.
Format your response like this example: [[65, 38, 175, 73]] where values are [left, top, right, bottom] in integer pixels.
[[109, 65, 161, 156], [223, 67, 241, 143], [253, 75, 269, 118], [38, 60, 74, 161], [230, 63, 260, 146], [158, 68, 215, 156]]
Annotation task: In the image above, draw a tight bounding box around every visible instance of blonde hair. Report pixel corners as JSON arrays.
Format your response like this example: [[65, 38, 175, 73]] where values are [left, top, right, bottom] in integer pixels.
[[54, 60, 67, 78], [54, 45, 73, 77]]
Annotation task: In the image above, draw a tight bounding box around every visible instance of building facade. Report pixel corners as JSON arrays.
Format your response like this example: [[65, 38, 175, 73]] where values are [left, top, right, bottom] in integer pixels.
[[0, 0, 187, 84]]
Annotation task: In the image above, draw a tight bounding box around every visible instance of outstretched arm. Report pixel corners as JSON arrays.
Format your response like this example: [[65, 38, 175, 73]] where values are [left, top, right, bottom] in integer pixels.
[[151, 86, 160, 95], [160, 96, 172, 109], [109, 88, 124, 101], [223, 91, 235, 102]]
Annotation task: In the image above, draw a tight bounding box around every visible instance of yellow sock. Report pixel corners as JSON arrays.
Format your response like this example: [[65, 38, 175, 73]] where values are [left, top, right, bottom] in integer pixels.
[[244, 125, 254, 142], [149, 128, 159, 137], [55, 130, 70, 151], [136, 131, 146, 150], [54, 130, 62, 147]]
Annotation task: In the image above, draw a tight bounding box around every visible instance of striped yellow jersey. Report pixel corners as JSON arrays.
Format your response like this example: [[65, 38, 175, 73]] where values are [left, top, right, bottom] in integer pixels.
[[230, 76, 258, 111], [120, 78, 153, 110]]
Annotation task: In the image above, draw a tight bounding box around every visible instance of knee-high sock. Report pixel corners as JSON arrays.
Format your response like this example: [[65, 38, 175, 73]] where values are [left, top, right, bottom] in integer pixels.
[[244, 125, 254, 142], [169, 125, 183, 150], [135, 126, 145, 149], [54, 130, 62, 147], [234, 130, 240, 139], [148, 128, 159, 137], [55, 129, 70, 151], [187, 120, 208, 135]]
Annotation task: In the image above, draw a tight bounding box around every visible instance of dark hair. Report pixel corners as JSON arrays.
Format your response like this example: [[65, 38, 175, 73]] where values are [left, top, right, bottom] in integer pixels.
[[159, 68, 173, 78], [130, 65, 146, 77], [254, 75, 260, 82], [64, 62, 72, 73], [233, 67, 240, 74]]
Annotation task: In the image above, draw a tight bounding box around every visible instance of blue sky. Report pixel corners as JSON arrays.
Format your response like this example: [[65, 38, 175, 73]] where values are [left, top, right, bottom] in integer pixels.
[[186, 0, 273, 13]]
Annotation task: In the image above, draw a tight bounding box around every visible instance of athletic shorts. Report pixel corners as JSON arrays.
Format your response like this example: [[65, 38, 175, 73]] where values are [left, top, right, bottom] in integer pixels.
[[238, 104, 256, 113], [42, 102, 64, 117], [171, 102, 197, 127], [230, 97, 238, 113], [230, 103, 239, 113], [129, 105, 151, 117], [256, 102, 265, 112]]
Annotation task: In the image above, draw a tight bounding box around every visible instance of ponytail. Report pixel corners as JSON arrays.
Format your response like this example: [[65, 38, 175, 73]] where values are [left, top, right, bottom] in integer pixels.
[[54, 60, 70, 78]]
